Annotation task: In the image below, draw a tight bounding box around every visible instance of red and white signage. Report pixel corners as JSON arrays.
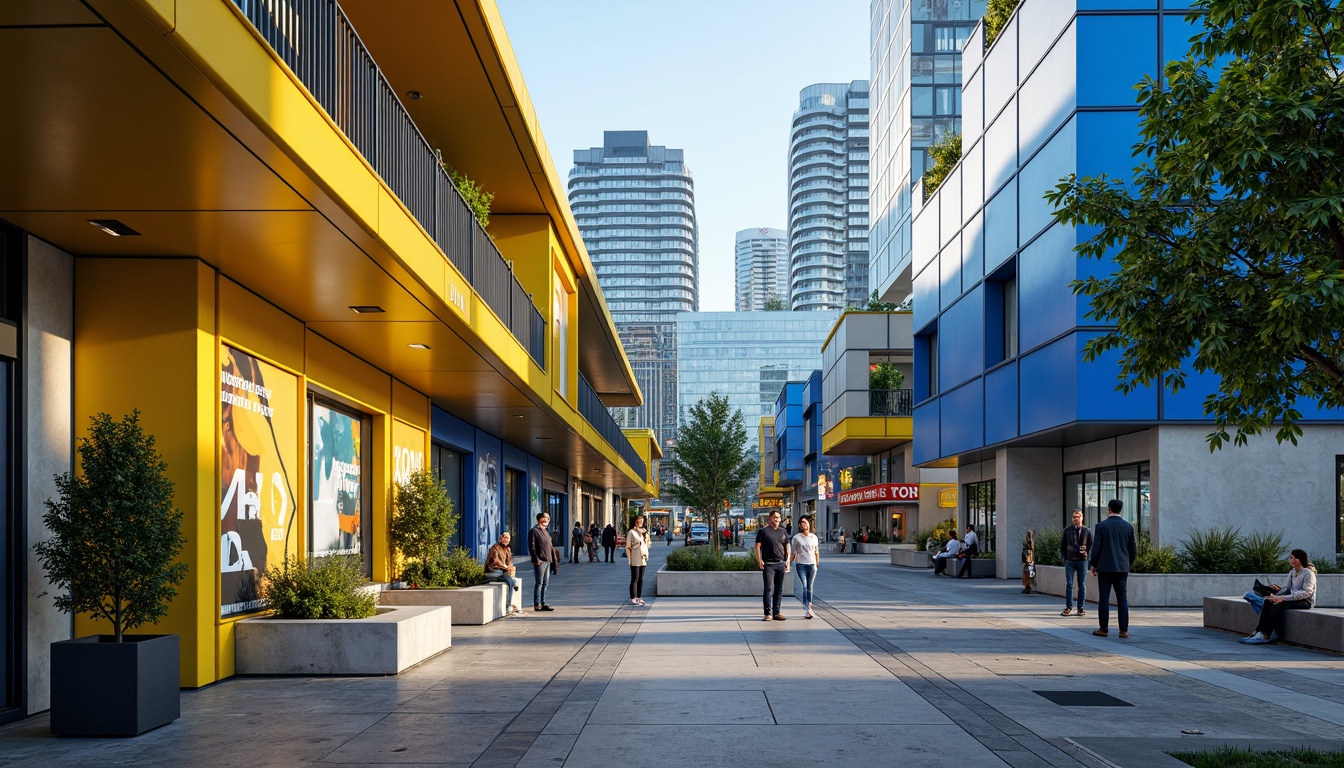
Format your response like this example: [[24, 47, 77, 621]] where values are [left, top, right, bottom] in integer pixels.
[[838, 483, 920, 507]]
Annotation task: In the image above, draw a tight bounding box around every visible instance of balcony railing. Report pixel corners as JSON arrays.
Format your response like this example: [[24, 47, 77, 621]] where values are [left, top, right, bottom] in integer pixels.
[[870, 389, 914, 417], [232, 0, 545, 367], [578, 373, 647, 483]]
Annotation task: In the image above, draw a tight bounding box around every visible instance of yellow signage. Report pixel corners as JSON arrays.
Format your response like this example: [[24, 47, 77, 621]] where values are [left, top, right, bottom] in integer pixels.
[[754, 497, 784, 508], [938, 488, 958, 508]]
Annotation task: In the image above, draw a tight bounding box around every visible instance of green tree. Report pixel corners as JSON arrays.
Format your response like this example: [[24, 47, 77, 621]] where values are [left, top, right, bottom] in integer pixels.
[[443, 163, 494, 229], [390, 468, 457, 580], [763, 295, 788, 311], [35, 411, 188, 642], [1046, 0, 1344, 450], [983, 0, 1020, 50], [923, 132, 962, 197], [662, 393, 758, 555], [869, 362, 905, 390]]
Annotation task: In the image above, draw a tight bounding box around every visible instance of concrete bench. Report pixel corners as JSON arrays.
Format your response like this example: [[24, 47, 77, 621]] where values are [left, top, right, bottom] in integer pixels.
[[379, 581, 522, 625], [932, 556, 995, 578], [1203, 597, 1344, 653]]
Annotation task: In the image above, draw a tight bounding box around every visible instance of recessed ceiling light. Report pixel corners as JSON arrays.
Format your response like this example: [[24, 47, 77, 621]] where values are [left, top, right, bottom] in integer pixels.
[[408, 343, 431, 350], [350, 305, 385, 314], [88, 219, 139, 237], [513, 414, 524, 419], [535, 436, 552, 440]]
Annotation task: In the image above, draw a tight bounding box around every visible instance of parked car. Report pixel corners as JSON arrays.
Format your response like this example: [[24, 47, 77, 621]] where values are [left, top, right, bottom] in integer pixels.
[[687, 524, 710, 545]]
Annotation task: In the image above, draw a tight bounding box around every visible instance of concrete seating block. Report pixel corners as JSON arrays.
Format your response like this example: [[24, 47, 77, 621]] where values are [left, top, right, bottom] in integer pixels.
[[891, 549, 932, 568], [379, 582, 521, 625], [1203, 596, 1344, 653], [235, 604, 452, 676], [655, 568, 795, 597]]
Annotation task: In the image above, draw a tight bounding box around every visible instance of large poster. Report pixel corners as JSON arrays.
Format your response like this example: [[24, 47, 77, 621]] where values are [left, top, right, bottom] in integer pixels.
[[392, 421, 426, 486], [220, 346, 298, 618], [311, 402, 363, 557]]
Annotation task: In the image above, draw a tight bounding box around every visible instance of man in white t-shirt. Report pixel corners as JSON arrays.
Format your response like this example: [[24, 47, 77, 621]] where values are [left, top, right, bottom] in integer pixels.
[[932, 532, 961, 575], [957, 525, 979, 578], [789, 516, 821, 619]]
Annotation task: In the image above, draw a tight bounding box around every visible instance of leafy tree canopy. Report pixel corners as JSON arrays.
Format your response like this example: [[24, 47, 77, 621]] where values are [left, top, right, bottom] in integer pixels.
[[763, 295, 788, 311], [661, 393, 758, 554], [390, 468, 457, 578], [1046, 0, 1344, 449], [983, 0, 1020, 50]]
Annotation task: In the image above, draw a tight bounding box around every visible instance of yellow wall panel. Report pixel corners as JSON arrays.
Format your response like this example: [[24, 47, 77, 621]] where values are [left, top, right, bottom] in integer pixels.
[[376, 188, 453, 318], [391, 379, 429, 430], [219, 277, 304, 368], [304, 330, 391, 414], [490, 215, 552, 318]]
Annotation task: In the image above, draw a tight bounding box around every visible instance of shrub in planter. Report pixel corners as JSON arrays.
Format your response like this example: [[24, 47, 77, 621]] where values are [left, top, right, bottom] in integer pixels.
[[1133, 532, 1180, 574], [1034, 529, 1063, 567], [1179, 527, 1242, 574], [666, 547, 759, 572], [35, 410, 189, 736], [1236, 529, 1287, 573], [403, 547, 486, 589], [262, 555, 376, 619], [390, 468, 457, 584], [914, 527, 936, 552]]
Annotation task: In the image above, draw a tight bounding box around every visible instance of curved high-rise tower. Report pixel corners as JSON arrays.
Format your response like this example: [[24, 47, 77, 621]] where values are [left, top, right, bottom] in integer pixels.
[[788, 81, 870, 311], [734, 227, 788, 311]]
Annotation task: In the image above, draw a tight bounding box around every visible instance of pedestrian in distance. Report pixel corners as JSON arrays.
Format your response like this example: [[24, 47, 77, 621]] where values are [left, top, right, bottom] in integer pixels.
[[837, 529, 846, 555], [1021, 530, 1036, 594], [1089, 499, 1137, 638], [570, 521, 583, 564], [1241, 549, 1316, 644], [785, 519, 793, 537], [529, 512, 557, 612], [956, 524, 979, 578], [790, 516, 820, 619], [601, 522, 617, 563], [1060, 509, 1092, 616], [587, 523, 600, 562], [665, 526, 673, 546], [755, 510, 791, 621], [626, 515, 650, 606]]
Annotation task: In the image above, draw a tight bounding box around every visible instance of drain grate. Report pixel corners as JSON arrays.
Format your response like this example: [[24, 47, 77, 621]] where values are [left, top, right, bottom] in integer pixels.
[[1033, 690, 1132, 707]]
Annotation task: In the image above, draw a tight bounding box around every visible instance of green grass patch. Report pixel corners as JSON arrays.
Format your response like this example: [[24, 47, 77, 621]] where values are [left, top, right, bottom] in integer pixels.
[[1171, 747, 1344, 768]]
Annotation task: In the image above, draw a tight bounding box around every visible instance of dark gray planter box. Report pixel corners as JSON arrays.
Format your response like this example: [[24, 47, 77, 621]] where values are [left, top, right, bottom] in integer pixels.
[[50, 634, 180, 736]]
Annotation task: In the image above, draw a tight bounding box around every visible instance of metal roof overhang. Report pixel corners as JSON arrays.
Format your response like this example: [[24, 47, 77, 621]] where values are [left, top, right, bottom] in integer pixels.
[[0, 0, 648, 494]]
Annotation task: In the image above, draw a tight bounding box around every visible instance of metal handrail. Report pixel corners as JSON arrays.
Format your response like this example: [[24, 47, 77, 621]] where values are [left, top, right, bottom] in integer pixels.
[[578, 373, 647, 482], [869, 389, 914, 417], [231, 0, 544, 367]]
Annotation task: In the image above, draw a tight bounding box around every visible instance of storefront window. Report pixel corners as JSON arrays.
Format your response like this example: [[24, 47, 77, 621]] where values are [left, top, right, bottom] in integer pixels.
[[964, 480, 996, 553], [505, 468, 525, 553], [1064, 462, 1150, 536], [430, 443, 464, 550], [309, 399, 368, 565]]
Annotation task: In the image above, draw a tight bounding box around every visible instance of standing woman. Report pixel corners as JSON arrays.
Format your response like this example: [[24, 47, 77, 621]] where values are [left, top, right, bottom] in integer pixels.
[[1021, 530, 1037, 594], [790, 516, 820, 619], [1242, 549, 1316, 644], [626, 515, 650, 606]]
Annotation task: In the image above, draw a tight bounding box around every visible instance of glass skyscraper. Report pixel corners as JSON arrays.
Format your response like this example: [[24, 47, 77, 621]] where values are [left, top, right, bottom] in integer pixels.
[[569, 131, 699, 447], [734, 227, 788, 311], [869, 0, 986, 302], [787, 81, 871, 312]]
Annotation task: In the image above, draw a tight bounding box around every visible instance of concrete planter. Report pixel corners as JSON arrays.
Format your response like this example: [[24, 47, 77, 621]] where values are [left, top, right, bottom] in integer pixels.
[[1035, 565, 1344, 607], [891, 549, 932, 568], [656, 568, 795, 597], [856, 543, 895, 554], [235, 605, 452, 675], [940, 557, 997, 578], [379, 582, 521, 625]]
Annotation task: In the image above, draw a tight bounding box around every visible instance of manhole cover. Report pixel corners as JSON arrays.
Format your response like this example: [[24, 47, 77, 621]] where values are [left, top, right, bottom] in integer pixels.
[[1033, 690, 1132, 707]]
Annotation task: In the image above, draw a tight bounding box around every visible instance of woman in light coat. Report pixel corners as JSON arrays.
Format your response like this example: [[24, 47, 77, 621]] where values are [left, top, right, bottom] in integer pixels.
[[1242, 549, 1317, 644], [626, 515, 650, 606]]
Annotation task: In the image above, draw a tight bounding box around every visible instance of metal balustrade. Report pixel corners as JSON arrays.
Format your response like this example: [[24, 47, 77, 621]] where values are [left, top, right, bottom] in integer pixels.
[[232, 0, 544, 367], [869, 389, 914, 417], [578, 374, 647, 482]]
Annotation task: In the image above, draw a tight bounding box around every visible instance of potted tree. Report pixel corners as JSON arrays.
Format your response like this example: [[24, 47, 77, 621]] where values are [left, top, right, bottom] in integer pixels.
[[388, 468, 458, 588], [35, 411, 188, 736]]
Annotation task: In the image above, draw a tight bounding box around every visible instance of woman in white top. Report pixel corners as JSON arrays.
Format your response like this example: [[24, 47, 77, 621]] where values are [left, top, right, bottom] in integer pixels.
[[625, 516, 650, 606], [790, 516, 820, 619]]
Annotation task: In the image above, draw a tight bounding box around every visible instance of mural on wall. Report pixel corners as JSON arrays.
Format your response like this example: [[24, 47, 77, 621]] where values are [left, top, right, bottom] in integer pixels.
[[530, 482, 542, 527], [312, 402, 363, 557], [477, 452, 500, 554], [219, 346, 298, 618], [392, 420, 426, 486]]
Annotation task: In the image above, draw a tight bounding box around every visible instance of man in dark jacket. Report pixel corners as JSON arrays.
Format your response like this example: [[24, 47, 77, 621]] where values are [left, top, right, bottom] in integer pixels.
[[601, 523, 617, 562], [570, 522, 583, 564], [1089, 499, 1137, 638], [1060, 510, 1092, 616], [529, 513, 556, 611]]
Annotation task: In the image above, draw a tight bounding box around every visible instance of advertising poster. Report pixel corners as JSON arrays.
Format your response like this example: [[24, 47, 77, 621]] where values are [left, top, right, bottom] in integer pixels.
[[220, 346, 298, 618], [392, 421, 426, 486], [311, 402, 363, 557]]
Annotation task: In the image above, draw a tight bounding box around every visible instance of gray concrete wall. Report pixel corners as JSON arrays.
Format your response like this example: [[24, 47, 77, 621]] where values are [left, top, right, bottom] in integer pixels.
[[1061, 430, 1152, 474], [1153, 424, 1344, 557], [26, 236, 74, 713], [996, 448, 1062, 579]]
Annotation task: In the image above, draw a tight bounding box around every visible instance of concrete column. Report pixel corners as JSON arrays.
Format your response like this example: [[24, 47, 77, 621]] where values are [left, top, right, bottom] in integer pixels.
[[995, 447, 1062, 579]]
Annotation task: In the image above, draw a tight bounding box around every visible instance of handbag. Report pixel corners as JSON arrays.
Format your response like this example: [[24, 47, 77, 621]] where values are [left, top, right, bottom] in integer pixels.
[[1252, 579, 1276, 597], [1027, 564, 1036, 578], [583, 533, 593, 544]]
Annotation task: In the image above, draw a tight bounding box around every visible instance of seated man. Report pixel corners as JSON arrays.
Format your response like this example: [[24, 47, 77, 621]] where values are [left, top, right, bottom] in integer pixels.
[[931, 533, 962, 575], [485, 531, 521, 613]]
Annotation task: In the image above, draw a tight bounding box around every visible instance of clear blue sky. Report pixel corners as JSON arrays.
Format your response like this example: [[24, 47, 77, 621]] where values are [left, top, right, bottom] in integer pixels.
[[496, 1, 870, 311]]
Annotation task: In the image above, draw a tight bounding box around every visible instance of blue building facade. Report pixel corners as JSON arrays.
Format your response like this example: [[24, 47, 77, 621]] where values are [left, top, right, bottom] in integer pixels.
[[911, 0, 1344, 564]]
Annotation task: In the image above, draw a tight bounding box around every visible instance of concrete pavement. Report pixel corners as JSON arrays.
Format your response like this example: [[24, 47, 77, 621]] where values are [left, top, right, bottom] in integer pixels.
[[1, 546, 1341, 767]]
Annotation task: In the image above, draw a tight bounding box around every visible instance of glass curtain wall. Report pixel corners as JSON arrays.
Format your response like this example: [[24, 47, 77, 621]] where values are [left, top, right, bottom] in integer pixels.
[[964, 480, 996, 553], [1064, 462, 1150, 535]]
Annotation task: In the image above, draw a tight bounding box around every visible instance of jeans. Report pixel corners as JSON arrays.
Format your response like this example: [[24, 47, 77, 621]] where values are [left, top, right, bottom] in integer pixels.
[[1064, 560, 1087, 609], [629, 565, 646, 599], [532, 562, 552, 606], [762, 562, 786, 616], [1243, 591, 1265, 614], [491, 571, 518, 592], [1096, 571, 1129, 632], [796, 563, 816, 612]]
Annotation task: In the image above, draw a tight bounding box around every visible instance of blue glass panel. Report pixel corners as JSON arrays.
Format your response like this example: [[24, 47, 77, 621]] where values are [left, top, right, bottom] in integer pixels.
[[939, 284, 984, 389], [940, 235, 962, 310], [1019, 334, 1077, 434], [1161, 357, 1221, 421], [1076, 332, 1158, 420], [962, 210, 985, 288], [1018, 221, 1077, 352], [913, 399, 941, 465], [913, 261, 939, 329], [985, 177, 1018, 273], [1162, 13, 1202, 65], [941, 378, 985, 456], [1077, 111, 1142, 179], [984, 360, 1019, 444], [1077, 15, 1157, 107], [1018, 20, 1076, 162], [985, 98, 1018, 194], [1019, 116, 1077, 244]]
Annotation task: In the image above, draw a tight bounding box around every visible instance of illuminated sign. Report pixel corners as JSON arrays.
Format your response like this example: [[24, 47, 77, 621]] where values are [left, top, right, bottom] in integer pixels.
[[938, 488, 958, 508], [753, 497, 785, 508], [838, 483, 920, 507]]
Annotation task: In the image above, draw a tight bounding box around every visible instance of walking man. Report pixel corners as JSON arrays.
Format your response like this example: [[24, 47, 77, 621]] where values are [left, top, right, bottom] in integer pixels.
[[601, 522, 617, 563], [529, 512, 556, 612], [1089, 499, 1136, 637], [957, 524, 979, 578], [755, 510, 791, 621], [1060, 509, 1092, 616]]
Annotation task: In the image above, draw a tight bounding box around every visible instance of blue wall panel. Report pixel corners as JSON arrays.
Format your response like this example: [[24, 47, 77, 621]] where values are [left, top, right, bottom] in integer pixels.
[[962, 211, 985, 289], [1077, 111, 1143, 179], [1018, 116, 1076, 244], [985, 178, 1018, 273], [1160, 357, 1221, 421], [913, 399, 941, 465], [940, 235, 962, 311], [939, 286, 984, 390], [1018, 222, 1077, 352], [431, 407, 475, 451], [984, 362, 1019, 445], [1077, 15, 1157, 107], [913, 262, 939, 331], [1019, 335, 1077, 435], [1075, 332, 1158, 421], [940, 378, 984, 457]]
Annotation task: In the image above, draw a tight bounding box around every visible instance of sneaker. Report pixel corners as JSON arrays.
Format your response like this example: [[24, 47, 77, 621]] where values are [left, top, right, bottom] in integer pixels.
[[773, 614, 787, 621], [630, 599, 639, 605], [635, 599, 646, 606], [1244, 635, 1270, 645], [1061, 608, 1074, 616]]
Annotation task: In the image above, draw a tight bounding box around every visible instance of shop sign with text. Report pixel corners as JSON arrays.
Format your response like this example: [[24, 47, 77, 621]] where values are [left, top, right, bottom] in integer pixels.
[[838, 483, 920, 507]]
